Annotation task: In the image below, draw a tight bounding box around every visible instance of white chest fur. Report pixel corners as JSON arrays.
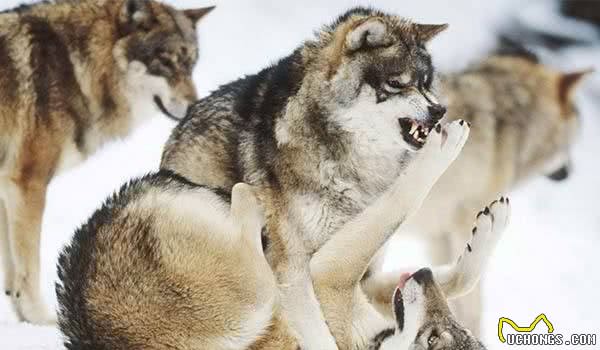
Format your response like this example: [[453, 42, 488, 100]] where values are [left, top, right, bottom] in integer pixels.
[[333, 87, 412, 196]]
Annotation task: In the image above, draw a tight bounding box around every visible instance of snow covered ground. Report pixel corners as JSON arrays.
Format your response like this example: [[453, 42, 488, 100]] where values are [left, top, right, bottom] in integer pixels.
[[1, 0, 599, 349]]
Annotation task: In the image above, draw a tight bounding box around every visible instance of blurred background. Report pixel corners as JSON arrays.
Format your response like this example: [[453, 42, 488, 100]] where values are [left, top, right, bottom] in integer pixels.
[[0, 0, 598, 349]]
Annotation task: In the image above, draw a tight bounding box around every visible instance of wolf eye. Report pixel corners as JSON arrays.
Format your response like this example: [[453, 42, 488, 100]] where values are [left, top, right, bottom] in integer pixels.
[[384, 78, 409, 94], [159, 56, 174, 69], [155, 56, 177, 76]]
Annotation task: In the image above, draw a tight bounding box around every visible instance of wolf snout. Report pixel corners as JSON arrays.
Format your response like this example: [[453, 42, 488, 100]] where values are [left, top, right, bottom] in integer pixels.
[[411, 267, 434, 285], [547, 165, 570, 181], [428, 104, 447, 121]]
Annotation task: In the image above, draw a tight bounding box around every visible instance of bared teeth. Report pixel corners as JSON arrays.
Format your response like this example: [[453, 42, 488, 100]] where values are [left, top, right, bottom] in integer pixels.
[[399, 118, 432, 146], [409, 122, 418, 136]]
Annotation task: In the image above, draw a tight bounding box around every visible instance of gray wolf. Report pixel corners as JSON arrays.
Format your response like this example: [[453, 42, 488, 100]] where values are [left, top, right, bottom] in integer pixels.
[[0, 0, 213, 323], [160, 7, 451, 347]]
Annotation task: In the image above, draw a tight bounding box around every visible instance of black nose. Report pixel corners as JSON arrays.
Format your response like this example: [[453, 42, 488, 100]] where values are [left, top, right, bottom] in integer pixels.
[[428, 104, 447, 121], [547, 165, 570, 182], [412, 267, 434, 285]]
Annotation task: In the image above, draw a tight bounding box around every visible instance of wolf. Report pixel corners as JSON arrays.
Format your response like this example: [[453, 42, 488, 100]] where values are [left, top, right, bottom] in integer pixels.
[[56, 123, 508, 349], [372, 46, 592, 334], [160, 7, 452, 348], [345, 195, 510, 350], [0, 0, 214, 323]]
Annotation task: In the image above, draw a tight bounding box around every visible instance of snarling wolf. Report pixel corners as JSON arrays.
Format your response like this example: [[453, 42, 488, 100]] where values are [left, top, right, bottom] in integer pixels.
[[55, 127, 509, 349], [0, 0, 213, 323], [160, 7, 452, 347]]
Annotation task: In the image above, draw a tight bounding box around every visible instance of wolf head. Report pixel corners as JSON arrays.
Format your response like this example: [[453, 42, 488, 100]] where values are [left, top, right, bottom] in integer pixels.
[[386, 268, 485, 350], [476, 55, 592, 183], [301, 8, 448, 152], [113, 0, 214, 120], [544, 68, 593, 181]]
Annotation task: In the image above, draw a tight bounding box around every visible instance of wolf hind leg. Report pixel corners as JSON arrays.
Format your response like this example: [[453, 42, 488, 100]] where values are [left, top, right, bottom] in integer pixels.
[[5, 180, 55, 324], [0, 199, 15, 298]]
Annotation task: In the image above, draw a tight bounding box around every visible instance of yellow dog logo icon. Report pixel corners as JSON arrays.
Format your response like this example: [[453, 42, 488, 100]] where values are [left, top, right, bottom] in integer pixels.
[[498, 314, 554, 343]]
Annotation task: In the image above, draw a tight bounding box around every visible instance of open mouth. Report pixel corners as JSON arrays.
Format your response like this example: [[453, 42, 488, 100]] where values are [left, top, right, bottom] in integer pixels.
[[153, 95, 182, 122], [393, 272, 412, 331], [393, 287, 405, 331], [398, 118, 435, 149]]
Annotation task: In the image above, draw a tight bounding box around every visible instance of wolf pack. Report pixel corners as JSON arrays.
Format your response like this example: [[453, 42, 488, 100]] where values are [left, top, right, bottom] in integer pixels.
[[0, 1, 592, 349]]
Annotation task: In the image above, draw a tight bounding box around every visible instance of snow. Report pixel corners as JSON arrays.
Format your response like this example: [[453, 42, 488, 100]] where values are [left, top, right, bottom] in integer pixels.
[[1, 0, 599, 349]]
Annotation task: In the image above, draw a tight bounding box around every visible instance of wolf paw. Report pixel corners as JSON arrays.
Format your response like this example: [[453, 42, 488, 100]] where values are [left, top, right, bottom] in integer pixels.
[[464, 197, 511, 260], [436, 197, 510, 299], [10, 291, 57, 324], [387, 119, 470, 210], [9, 274, 57, 325], [419, 119, 470, 172], [3, 274, 13, 298]]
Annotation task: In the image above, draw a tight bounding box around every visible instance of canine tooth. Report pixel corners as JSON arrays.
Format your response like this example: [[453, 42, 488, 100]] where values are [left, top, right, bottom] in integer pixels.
[[409, 122, 418, 135]]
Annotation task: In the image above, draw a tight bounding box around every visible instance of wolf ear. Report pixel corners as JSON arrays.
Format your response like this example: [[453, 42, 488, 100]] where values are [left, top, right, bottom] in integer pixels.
[[119, 0, 154, 33], [414, 23, 448, 43], [184, 6, 215, 25], [345, 18, 390, 52], [558, 68, 594, 103]]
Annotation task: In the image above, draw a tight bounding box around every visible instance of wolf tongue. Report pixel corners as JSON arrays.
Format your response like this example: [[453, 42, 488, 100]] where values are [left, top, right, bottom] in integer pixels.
[[398, 272, 412, 289]]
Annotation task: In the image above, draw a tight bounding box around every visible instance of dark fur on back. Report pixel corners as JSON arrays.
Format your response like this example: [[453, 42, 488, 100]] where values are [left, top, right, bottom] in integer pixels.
[[166, 49, 307, 189]]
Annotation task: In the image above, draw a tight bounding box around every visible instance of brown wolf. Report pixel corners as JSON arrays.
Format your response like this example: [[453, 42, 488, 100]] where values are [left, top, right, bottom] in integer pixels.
[[0, 0, 213, 323]]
